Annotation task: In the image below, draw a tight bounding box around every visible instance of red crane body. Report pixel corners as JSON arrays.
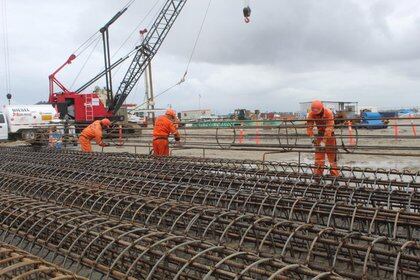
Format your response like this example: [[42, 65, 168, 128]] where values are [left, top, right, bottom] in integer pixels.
[[48, 54, 111, 123]]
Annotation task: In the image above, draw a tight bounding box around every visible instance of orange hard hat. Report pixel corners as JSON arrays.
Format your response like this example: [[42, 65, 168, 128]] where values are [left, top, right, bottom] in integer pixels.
[[311, 100, 324, 115], [166, 108, 177, 117], [101, 118, 111, 127]]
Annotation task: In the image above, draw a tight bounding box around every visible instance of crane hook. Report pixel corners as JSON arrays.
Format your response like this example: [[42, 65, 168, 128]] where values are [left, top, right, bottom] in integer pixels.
[[243, 6, 251, 23]]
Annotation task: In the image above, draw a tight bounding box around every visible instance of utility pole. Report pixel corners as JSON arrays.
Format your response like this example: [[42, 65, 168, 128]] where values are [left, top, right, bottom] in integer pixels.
[[140, 29, 155, 124]]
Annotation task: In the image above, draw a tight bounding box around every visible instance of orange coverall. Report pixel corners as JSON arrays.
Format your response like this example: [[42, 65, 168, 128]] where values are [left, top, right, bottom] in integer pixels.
[[307, 108, 339, 176], [79, 120, 106, 152], [153, 115, 180, 156]]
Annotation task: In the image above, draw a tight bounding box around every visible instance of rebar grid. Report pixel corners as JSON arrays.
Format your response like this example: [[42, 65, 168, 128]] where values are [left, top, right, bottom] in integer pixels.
[[0, 147, 419, 279], [0, 173, 418, 280], [0, 241, 86, 279], [0, 166, 418, 241], [1, 154, 417, 212], [0, 192, 343, 280], [2, 147, 418, 188]]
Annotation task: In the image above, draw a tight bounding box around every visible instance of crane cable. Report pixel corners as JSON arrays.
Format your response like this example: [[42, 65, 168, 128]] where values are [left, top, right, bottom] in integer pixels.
[[112, 0, 162, 60], [128, 0, 213, 113], [69, 0, 142, 90], [73, 0, 137, 58], [1, 0, 11, 95], [73, 31, 100, 57], [70, 37, 101, 90], [77, 0, 161, 86], [111, 0, 163, 77], [179, 0, 213, 84], [163, 0, 251, 97]]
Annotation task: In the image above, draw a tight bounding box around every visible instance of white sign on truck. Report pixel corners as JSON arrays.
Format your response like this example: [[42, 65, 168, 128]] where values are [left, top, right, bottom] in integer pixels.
[[0, 111, 7, 140], [1, 104, 60, 140]]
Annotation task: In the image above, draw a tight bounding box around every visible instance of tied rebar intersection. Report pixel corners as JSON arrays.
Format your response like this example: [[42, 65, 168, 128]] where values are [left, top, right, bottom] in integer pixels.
[[0, 147, 418, 279]]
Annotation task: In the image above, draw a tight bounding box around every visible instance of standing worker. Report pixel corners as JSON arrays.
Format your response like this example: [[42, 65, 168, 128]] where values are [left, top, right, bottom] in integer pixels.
[[153, 108, 181, 156], [79, 118, 111, 152], [306, 100, 339, 177]]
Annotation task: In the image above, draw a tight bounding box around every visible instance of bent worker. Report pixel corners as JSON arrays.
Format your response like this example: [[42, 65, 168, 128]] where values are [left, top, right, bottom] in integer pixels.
[[153, 108, 181, 156], [306, 100, 339, 177], [79, 118, 111, 152]]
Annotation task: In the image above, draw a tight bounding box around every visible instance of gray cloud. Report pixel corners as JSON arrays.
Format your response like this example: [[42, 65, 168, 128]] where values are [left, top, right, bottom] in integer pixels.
[[1, 0, 419, 113]]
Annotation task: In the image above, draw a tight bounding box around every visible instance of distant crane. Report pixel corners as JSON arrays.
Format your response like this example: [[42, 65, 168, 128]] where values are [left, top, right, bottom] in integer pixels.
[[48, 0, 252, 123]]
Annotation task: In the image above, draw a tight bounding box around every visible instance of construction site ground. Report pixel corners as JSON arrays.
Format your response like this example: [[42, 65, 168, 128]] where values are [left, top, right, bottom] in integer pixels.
[[89, 125, 420, 170], [1, 125, 418, 169]]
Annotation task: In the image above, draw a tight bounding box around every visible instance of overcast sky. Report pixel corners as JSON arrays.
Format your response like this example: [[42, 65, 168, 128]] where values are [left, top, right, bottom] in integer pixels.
[[1, 0, 420, 114]]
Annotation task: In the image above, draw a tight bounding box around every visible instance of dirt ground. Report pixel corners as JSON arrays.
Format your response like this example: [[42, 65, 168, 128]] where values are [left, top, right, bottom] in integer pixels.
[[114, 121, 420, 169], [91, 145, 419, 170], [2, 123, 419, 170]]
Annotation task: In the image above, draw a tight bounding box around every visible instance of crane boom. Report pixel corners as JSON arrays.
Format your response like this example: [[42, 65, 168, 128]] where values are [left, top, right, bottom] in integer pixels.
[[49, 0, 250, 123], [108, 0, 187, 113]]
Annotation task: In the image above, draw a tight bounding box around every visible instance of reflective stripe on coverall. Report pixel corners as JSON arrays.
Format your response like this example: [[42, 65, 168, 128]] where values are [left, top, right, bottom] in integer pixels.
[[152, 115, 180, 156], [307, 108, 339, 177], [79, 120, 105, 153]]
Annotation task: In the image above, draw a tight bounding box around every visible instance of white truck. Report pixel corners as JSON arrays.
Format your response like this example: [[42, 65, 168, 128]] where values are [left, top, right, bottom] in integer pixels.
[[0, 104, 73, 141]]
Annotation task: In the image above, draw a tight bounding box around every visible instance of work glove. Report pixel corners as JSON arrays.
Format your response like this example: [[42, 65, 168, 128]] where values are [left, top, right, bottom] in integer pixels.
[[100, 142, 110, 147], [312, 138, 325, 148], [175, 136, 181, 142]]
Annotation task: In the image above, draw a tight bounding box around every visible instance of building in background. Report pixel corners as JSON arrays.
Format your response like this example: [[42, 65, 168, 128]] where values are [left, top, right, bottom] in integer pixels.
[[179, 109, 212, 122]]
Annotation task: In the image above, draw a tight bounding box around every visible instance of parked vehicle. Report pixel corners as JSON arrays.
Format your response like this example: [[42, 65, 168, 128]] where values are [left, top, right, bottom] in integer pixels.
[[0, 104, 77, 144], [359, 112, 388, 129], [0, 111, 7, 141]]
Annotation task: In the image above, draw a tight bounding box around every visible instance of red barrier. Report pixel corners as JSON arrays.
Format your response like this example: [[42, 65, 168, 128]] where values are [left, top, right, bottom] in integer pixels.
[[255, 128, 260, 145], [393, 119, 399, 140], [410, 115, 417, 137], [347, 121, 356, 146], [118, 125, 123, 146], [239, 129, 244, 144]]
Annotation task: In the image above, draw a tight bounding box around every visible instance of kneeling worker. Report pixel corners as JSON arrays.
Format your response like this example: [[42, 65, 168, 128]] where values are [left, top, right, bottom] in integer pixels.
[[79, 118, 111, 152], [306, 100, 339, 177], [153, 108, 181, 156]]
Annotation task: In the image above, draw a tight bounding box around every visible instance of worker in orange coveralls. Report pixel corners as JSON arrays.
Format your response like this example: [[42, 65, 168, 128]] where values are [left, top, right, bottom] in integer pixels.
[[79, 118, 111, 152], [153, 108, 181, 156], [306, 100, 339, 177]]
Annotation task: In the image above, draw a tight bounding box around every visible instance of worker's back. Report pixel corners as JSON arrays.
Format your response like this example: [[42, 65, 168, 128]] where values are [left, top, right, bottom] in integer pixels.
[[81, 120, 102, 140], [153, 115, 177, 138]]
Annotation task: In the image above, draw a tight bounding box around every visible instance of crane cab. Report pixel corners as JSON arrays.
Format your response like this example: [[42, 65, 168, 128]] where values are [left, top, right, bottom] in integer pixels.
[[52, 92, 110, 123]]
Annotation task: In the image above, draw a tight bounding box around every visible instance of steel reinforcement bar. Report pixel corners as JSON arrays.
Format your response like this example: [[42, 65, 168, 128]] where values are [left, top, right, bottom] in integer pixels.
[[0, 192, 343, 280], [0, 168, 419, 241], [0, 174, 419, 279], [2, 147, 418, 191], [0, 241, 86, 279], [1, 158, 418, 212]]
